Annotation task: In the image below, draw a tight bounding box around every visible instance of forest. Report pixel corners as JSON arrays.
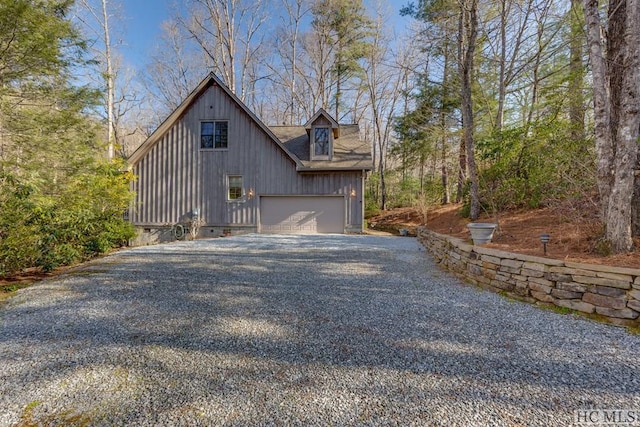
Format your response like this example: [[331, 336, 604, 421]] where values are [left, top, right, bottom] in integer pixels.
[[0, 0, 639, 278]]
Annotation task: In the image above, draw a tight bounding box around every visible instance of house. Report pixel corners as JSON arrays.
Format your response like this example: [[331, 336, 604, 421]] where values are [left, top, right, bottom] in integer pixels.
[[127, 73, 372, 245]]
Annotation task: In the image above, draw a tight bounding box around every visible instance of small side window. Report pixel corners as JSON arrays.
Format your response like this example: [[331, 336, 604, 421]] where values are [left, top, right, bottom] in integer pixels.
[[228, 175, 243, 200]]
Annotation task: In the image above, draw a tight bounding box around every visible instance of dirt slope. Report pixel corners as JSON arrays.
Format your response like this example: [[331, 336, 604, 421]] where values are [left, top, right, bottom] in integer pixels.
[[368, 204, 640, 269]]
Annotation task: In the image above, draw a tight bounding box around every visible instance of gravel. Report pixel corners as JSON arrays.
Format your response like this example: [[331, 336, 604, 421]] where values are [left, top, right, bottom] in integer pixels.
[[1, 234, 639, 426]]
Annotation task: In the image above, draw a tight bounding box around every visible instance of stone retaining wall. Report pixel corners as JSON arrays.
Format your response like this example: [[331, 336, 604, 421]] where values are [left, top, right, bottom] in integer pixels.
[[417, 227, 640, 327]]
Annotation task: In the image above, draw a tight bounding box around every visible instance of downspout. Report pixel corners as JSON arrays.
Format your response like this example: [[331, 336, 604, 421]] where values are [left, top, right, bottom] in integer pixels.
[[361, 170, 366, 232]]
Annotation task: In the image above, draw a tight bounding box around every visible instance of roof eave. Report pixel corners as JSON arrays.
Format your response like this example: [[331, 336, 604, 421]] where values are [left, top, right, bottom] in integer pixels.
[[128, 75, 213, 166], [296, 165, 373, 173]]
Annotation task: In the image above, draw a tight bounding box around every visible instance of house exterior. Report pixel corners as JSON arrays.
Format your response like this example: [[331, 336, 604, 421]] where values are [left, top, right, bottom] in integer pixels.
[[127, 73, 372, 245]]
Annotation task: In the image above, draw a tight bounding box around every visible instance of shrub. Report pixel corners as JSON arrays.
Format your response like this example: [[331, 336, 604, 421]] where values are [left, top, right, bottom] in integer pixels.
[[0, 161, 135, 277], [0, 174, 41, 276]]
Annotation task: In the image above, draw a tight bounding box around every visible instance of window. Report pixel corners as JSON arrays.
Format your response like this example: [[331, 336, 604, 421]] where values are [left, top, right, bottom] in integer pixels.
[[228, 175, 243, 200], [201, 121, 228, 149], [314, 127, 330, 157]]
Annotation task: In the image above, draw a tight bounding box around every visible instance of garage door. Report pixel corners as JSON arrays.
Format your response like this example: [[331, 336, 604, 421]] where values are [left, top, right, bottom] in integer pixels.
[[259, 196, 345, 234]]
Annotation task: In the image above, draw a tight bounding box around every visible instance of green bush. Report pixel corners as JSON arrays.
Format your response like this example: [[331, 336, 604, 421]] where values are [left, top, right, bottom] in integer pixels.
[[365, 198, 380, 218], [475, 120, 595, 214], [0, 161, 135, 277], [0, 174, 41, 276]]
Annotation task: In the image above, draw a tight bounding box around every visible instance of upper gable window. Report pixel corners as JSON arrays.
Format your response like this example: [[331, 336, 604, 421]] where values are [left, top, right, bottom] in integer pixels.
[[313, 127, 330, 158], [201, 121, 228, 149]]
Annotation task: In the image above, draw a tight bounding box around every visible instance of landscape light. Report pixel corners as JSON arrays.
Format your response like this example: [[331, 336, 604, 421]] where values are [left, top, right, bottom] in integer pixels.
[[540, 234, 550, 255]]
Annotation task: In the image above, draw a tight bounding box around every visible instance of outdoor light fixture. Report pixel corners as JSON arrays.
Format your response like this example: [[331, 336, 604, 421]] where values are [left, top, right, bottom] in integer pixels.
[[350, 188, 357, 198], [192, 208, 200, 219], [540, 233, 550, 255], [247, 188, 254, 199]]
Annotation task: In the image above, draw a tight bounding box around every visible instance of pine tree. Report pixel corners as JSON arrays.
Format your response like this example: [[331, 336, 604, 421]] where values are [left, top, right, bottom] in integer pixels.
[[0, 0, 134, 276], [311, 0, 372, 120]]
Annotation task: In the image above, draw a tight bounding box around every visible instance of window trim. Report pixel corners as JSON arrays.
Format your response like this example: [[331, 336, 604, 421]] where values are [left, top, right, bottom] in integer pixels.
[[227, 175, 244, 201], [311, 125, 331, 160], [200, 120, 229, 150]]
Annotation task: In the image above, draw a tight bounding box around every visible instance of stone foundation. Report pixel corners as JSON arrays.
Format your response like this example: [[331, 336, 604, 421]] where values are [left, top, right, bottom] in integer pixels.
[[130, 225, 256, 246], [417, 227, 640, 327]]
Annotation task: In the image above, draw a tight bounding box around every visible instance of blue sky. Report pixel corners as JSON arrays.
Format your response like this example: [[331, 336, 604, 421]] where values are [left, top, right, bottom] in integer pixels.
[[119, 0, 410, 69], [120, 0, 173, 66]]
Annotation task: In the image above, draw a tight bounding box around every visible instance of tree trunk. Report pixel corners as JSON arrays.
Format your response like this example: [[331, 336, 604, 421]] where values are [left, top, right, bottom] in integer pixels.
[[633, 156, 640, 236], [456, 136, 466, 203], [101, 0, 115, 160], [569, 0, 585, 142], [606, 0, 639, 252], [440, 34, 450, 204], [379, 144, 386, 210], [607, 0, 626, 143], [459, 0, 479, 219], [289, 0, 302, 124], [495, 0, 507, 131], [369, 123, 376, 174], [627, 1, 640, 237], [584, 0, 614, 220], [335, 49, 342, 120], [584, 0, 640, 252]]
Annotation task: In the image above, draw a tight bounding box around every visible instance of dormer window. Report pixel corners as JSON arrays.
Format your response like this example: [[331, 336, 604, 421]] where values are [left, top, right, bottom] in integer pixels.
[[314, 127, 330, 157], [305, 109, 339, 161]]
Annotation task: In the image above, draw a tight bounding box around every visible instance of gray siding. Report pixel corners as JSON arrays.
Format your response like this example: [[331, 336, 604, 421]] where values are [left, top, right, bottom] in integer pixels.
[[130, 83, 365, 230]]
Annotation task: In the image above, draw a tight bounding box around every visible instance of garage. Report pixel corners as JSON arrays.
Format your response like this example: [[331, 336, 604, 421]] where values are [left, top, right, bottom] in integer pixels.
[[259, 196, 346, 234]]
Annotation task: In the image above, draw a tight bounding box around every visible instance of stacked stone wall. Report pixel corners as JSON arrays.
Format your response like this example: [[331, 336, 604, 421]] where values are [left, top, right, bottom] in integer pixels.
[[417, 227, 640, 327]]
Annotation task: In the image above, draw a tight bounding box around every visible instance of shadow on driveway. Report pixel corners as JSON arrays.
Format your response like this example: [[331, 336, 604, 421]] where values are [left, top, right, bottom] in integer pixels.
[[1, 234, 638, 425]]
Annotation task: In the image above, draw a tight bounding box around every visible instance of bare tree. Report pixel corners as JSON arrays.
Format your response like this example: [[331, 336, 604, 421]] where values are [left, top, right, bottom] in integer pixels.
[[262, 0, 311, 125], [361, 2, 420, 210], [439, 31, 453, 204], [484, 0, 537, 131], [281, 0, 310, 124], [458, 0, 480, 220], [112, 64, 147, 157], [181, 0, 267, 101], [75, 0, 146, 159], [75, 0, 120, 160], [141, 19, 206, 126], [299, 10, 335, 115], [568, 0, 586, 142]]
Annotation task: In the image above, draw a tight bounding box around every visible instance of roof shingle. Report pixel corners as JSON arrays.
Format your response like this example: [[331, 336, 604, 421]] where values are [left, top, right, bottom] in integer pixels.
[[270, 124, 372, 171]]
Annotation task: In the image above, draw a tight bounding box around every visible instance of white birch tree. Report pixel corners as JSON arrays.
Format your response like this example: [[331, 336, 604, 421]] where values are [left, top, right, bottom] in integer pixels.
[[75, 0, 120, 160]]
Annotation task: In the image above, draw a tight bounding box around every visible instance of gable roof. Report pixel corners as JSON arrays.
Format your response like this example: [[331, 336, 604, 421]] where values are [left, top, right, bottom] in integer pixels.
[[127, 73, 302, 168], [304, 108, 340, 138], [128, 73, 372, 173], [270, 123, 372, 172]]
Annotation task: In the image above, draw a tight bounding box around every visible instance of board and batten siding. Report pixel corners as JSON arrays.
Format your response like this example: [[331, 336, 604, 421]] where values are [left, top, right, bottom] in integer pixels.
[[130, 82, 365, 230]]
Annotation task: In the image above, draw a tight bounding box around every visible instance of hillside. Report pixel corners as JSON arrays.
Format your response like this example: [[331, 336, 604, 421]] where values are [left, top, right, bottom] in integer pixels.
[[368, 204, 640, 269]]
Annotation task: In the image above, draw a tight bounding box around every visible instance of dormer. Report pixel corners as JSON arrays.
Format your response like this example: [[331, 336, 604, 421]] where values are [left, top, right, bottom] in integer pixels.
[[304, 109, 339, 161]]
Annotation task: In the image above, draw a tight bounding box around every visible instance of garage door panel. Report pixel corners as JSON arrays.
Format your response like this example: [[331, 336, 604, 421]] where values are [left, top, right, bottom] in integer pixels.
[[260, 196, 344, 234]]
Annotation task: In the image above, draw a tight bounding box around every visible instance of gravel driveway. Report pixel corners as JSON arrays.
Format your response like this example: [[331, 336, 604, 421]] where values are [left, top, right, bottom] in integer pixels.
[[1, 234, 639, 426]]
